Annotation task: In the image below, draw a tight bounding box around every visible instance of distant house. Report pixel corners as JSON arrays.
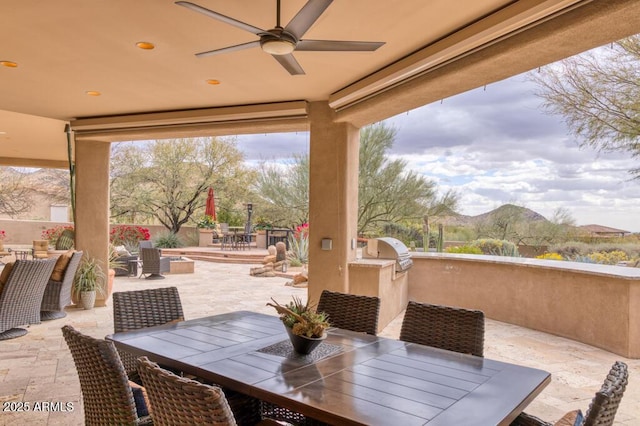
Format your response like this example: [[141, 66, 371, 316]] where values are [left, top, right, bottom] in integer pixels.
[[579, 224, 631, 238]]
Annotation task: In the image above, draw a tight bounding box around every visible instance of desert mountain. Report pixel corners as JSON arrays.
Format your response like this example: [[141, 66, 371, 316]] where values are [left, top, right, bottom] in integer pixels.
[[439, 204, 548, 226]]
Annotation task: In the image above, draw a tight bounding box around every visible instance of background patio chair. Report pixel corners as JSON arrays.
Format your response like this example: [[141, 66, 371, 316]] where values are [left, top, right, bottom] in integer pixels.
[[112, 287, 185, 382], [140, 247, 170, 279], [61, 325, 152, 425], [317, 290, 380, 335], [510, 361, 628, 426], [0, 258, 57, 340], [137, 356, 279, 426], [219, 223, 235, 250], [32, 240, 49, 259], [55, 229, 75, 250], [399, 301, 485, 357], [138, 240, 153, 251], [40, 250, 83, 320]]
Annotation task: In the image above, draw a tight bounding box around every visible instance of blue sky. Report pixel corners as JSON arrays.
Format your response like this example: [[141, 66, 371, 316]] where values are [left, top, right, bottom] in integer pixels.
[[237, 73, 640, 232]]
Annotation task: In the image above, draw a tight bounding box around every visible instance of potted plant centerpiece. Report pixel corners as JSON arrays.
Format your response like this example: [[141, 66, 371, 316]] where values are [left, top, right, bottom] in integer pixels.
[[74, 254, 106, 310], [267, 296, 330, 354], [196, 215, 218, 247]]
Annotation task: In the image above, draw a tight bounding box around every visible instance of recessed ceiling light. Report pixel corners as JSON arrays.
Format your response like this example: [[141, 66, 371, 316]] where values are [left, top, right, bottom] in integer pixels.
[[0, 131, 7, 135], [136, 41, 155, 50], [1, 61, 18, 68], [206, 79, 221, 85], [86, 91, 101, 96]]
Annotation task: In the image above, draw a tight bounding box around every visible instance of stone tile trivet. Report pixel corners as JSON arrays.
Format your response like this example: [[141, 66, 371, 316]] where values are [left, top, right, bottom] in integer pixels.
[[257, 340, 343, 362]]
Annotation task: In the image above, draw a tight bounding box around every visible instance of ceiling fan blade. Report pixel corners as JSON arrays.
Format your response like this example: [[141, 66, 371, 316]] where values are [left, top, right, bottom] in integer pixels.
[[175, 1, 265, 35], [296, 40, 385, 51], [272, 54, 305, 75], [284, 0, 333, 38], [195, 41, 261, 58]]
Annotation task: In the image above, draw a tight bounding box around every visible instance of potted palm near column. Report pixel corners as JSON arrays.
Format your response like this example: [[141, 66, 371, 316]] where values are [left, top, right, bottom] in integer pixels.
[[73, 254, 106, 310]]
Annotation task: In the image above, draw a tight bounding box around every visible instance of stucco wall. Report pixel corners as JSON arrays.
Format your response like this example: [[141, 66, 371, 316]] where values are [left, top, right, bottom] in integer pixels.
[[407, 253, 640, 358]]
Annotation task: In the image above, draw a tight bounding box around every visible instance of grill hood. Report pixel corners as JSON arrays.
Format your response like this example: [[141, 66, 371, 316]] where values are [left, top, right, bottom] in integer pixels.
[[363, 237, 413, 272]]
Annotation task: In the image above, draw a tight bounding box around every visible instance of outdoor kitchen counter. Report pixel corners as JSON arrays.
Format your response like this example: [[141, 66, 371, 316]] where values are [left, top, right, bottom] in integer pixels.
[[348, 258, 408, 333]]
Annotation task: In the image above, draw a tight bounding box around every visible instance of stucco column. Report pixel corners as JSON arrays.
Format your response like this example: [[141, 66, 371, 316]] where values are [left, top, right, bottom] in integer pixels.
[[75, 139, 111, 307], [307, 102, 360, 305]]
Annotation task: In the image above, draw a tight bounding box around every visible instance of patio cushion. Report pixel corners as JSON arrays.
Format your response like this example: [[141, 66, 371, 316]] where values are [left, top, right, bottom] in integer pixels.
[[128, 380, 150, 417], [554, 409, 583, 426], [0, 261, 14, 291], [115, 245, 131, 256], [50, 249, 74, 282]]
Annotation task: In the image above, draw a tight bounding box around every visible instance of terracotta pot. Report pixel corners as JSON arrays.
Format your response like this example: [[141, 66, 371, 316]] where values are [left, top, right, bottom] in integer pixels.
[[285, 326, 326, 355]]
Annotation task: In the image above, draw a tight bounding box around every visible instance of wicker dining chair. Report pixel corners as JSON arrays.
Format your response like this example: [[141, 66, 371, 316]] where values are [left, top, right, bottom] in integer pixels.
[[138, 356, 285, 426], [61, 325, 152, 425], [0, 258, 57, 340], [317, 290, 381, 335], [140, 247, 170, 279], [399, 301, 485, 357], [510, 361, 629, 426], [112, 287, 185, 381], [55, 229, 75, 250], [40, 250, 83, 320]]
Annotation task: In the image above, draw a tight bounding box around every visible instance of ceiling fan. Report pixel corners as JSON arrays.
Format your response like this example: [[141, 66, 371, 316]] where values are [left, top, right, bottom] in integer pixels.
[[175, 0, 385, 75]]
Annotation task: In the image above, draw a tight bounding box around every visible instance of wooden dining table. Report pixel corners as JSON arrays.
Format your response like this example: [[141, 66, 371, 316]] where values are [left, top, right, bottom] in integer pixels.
[[107, 311, 550, 426]]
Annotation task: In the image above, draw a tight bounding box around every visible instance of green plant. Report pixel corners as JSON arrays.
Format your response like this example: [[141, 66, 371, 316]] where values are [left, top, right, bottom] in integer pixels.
[[471, 239, 520, 257], [267, 296, 329, 338], [154, 232, 182, 248], [254, 217, 273, 230], [110, 225, 151, 253], [536, 252, 564, 261], [287, 223, 309, 265], [196, 215, 217, 229], [445, 245, 483, 254], [74, 255, 106, 294]]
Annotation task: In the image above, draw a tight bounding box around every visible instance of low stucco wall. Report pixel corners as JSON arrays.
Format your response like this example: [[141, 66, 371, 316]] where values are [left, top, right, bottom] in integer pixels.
[[407, 253, 640, 358]]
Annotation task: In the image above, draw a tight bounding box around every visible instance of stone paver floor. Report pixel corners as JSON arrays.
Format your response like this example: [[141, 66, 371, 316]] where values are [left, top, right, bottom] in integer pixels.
[[0, 260, 638, 425]]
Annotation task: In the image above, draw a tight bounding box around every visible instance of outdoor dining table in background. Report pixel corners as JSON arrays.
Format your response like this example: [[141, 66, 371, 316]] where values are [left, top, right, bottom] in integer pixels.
[[107, 311, 551, 426]]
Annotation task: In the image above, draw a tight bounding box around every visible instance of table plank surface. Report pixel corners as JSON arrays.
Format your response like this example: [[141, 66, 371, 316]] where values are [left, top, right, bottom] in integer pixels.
[[108, 311, 550, 426]]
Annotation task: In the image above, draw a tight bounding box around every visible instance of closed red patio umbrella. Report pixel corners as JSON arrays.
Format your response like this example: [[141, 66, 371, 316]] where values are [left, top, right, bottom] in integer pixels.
[[205, 187, 216, 221]]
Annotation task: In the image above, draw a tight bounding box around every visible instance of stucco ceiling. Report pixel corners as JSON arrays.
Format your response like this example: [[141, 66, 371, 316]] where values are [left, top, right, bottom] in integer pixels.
[[2, 0, 640, 166]]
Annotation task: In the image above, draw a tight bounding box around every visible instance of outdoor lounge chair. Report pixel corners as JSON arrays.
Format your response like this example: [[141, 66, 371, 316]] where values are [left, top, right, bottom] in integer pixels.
[[0, 258, 57, 340], [112, 287, 185, 382], [140, 247, 170, 279], [55, 229, 75, 250], [40, 250, 83, 320], [137, 356, 281, 426], [317, 290, 380, 335], [510, 361, 628, 426], [400, 301, 485, 357], [61, 325, 152, 425]]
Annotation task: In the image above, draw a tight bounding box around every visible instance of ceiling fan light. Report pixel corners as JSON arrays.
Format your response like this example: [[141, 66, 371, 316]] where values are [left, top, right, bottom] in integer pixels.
[[261, 39, 295, 55]]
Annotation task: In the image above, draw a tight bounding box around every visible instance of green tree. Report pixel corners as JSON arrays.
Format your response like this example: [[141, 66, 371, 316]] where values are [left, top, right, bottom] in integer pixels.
[[110, 137, 254, 233], [530, 35, 640, 177], [357, 124, 454, 234], [252, 123, 457, 233], [252, 154, 309, 227]]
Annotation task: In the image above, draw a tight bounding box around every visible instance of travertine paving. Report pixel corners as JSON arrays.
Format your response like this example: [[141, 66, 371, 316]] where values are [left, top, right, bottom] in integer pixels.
[[0, 260, 638, 425]]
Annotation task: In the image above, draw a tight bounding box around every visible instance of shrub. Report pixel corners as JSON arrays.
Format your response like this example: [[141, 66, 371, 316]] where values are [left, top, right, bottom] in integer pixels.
[[536, 252, 564, 261], [110, 225, 151, 252], [445, 245, 483, 255], [471, 239, 520, 257], [587, 250, 628, 265], [154, 232, 181, 248]]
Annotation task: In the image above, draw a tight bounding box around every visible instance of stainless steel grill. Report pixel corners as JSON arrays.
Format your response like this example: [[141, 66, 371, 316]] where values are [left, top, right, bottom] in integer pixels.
[[363, 237, 413, 272]]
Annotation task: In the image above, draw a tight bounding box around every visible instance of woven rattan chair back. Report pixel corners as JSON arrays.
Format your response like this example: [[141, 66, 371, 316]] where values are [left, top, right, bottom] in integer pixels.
[[583, 361, 628, 426], [137, 356, 238, 426], [61, 325, 150, 425], [510, 361, 629, 426], [400, 301, 485, 357], [113, 287, 184, 378], [140, 247, 170, 278], [317, 290, 381, 335], [40, 250, 83, 320], [0, 258, 57, 340]]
